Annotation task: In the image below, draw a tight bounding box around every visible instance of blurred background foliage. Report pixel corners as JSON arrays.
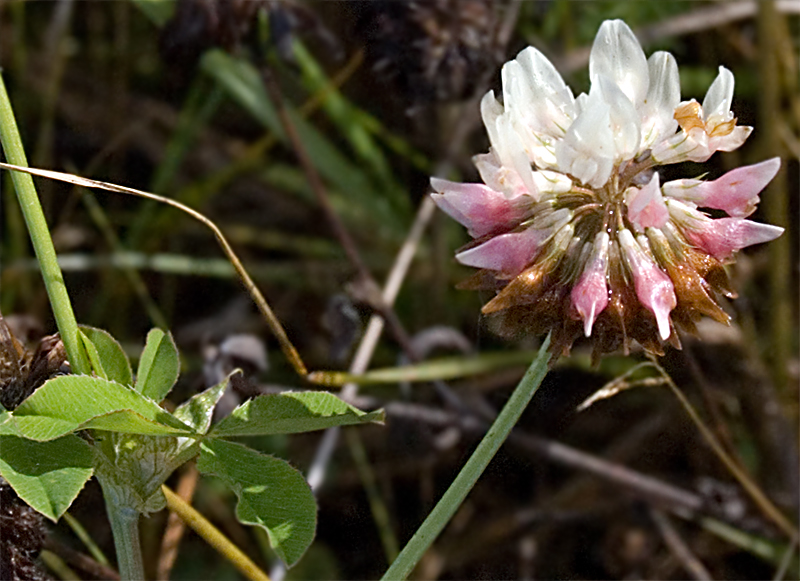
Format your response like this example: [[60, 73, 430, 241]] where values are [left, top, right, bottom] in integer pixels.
[[0, 1, 798, 579]]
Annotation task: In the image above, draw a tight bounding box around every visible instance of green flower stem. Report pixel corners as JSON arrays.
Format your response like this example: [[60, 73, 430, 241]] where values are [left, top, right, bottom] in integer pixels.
[[104, 497, 144, 581], [381, 334, 552, 580], [0, 74, 90, 374]]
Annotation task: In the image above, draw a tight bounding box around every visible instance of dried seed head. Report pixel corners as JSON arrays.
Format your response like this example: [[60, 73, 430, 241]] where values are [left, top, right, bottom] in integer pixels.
[[356, 0, 506, 107]]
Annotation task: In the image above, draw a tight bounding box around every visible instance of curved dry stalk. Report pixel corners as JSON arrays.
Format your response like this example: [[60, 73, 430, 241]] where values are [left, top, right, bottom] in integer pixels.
[[647, 355, 798, 540], [161, 485, 271, 581], [0, 161, 309, 379], [649, 507, 713, 581]]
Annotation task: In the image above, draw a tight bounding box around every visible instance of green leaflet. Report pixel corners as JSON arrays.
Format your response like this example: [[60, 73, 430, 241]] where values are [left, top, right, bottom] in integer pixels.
[[0, 435, 93, 521], [135, 328, 180, 402], [12, 375, 193, 441], [209, 391, 384, 438], [198, 439, 316, 567]]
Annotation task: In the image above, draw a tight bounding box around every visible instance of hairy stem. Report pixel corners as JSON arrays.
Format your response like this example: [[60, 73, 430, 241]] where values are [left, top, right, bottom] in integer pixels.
[[104, 499, 144, 581]]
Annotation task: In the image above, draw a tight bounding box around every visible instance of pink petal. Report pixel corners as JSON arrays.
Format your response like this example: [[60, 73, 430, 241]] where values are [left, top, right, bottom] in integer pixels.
[[678, 158, 780, 217], [430, 178, 529, 238], [571, 232, 610, 336], [682, 217, 784, 261], [619, 229, 676, 340], [456, 227, 546, 276], [626, 172, 668, 231]]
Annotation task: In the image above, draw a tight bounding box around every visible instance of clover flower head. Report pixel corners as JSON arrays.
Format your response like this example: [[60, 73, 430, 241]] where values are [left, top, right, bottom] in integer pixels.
[[431, 19, 783, 360]]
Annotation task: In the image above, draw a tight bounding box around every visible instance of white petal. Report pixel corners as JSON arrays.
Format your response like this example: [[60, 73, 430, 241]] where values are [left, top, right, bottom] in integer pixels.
[[514, 46, 576, 135], [501, 60, 533, 121], [596, 75, 641, 161], [590, 20, 649, 106], [651, 128, 709, 165], [562, 91, 613, 154], [574, 92, 590, 115], [480, 91, 505, 153], [661, 178, 702, 201], [530, 169, 573, 195], [707, 125, 752, 154], [496, 114, 539, 198], [503, 108, 559, 168], [640, 52, 680, 150], [520, 128, 559, 169], [480, 91, 537, 197], [702, 66, 734, 119], [473, 152, 528, 199], [555, 92, 615, 187]]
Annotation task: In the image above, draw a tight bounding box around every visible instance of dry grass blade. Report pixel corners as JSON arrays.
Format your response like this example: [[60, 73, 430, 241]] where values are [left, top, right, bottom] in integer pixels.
[[0, 161, 310, 379], [576, 362, 663, 411], [647, 355, 799, 540]]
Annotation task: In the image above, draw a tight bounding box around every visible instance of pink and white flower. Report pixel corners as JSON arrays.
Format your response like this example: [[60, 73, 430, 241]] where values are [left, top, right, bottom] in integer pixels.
[[431, 19, 784, 359]]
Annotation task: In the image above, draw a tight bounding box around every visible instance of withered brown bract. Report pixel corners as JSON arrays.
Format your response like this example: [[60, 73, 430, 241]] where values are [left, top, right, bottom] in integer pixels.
[[0, 311, 67, 410]]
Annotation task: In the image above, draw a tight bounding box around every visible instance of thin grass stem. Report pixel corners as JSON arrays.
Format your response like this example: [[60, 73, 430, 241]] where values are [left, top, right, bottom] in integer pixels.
[[63, 512, 110, 567], [381, 335, 552, 580], [0, 75, 90, 374], [345, 427, 400, 564]]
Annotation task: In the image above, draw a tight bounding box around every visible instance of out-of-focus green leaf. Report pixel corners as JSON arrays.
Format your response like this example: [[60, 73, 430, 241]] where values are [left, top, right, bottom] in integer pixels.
[[310, 351, 541, 386], [11, 376, 192, 441], [0, 435, 93, 521], [79, 326, 133, 386], [131, 78, 225, 247], [700, 516, 799, 577], [208, 391, 383, 438], [130, 0, 175, 27], [135, 328, 179, 402], [197, 439, 316, 567], [292, 40, 394, 188], [257, 164, 402, 243], [201, 50, 282, 133], [200, 49, 410, 236], [151, 80, 224, 195]]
